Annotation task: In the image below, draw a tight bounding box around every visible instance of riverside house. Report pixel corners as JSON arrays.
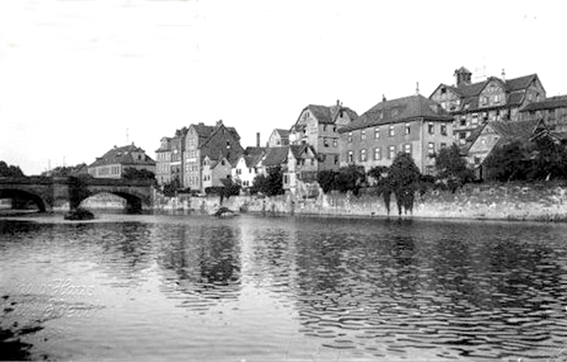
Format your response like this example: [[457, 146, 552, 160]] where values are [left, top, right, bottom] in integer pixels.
[[290, 101, 357, 171], [430, 67, 546, 145], [88, 144, 156, 179], [338, 94, 454, 174]]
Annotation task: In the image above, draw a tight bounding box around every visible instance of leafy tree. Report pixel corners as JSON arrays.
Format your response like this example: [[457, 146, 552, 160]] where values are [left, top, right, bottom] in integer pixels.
[[162, 178, 181, 197], [317, 170, 337, 194], [250, 166, 284, 196], [334, 165, 366, 196], [435, 144, 474, 191], [42, 163, 88, 177], [0, 161, 25, 177], [387, 152, 421, 215], [367, 166, 389, 185], [483, 141, 531, 181], [528, 136, 567, 180]]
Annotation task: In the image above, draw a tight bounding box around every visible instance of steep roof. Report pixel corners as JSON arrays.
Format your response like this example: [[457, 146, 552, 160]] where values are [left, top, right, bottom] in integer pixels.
[[262, 147, 289, 167], [521, 95, 567, 112], [339, 94, 452, 133], [274, 129, 290, 138], [89, 144, 155, 168], [289, 144, 316, 159], [489, 119, 543, 143]]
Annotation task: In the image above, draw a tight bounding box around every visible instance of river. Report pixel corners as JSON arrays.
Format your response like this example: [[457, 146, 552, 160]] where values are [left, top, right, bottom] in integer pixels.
[[1, 213, 567, 361]]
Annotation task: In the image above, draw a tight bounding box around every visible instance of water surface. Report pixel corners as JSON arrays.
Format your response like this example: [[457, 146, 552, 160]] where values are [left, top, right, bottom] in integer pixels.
[[2, 213, 567, 361]]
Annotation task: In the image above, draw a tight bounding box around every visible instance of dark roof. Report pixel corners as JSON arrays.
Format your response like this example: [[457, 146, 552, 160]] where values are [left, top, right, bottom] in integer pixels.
[[505, 74, 538, 92], [244, 153, 263, 168], [244, 146, 266, 157], [490, 119, 543, 143], [305, 105, 333, 124], [289, 144, 316, 159], [339, 94, 452, 133], [521, 95, 567, 112], [262, 147, 289, 167], [89, 144, 155, 168], [274, 129, 290, 137], [192, 124, 215, 138], [155, 137, 171, 152], [507, 91, 525, 107]]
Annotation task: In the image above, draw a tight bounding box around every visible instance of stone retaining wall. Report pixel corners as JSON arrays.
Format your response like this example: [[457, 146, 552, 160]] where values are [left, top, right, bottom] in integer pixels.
[[153, 183, 567, 222]]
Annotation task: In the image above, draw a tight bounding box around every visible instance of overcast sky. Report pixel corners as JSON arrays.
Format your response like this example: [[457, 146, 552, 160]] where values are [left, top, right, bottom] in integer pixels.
[[1, 0, 565, 175]]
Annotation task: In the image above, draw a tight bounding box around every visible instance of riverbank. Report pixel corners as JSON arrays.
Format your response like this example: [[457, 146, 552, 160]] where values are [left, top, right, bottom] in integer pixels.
[[153, 182, 567, 222]]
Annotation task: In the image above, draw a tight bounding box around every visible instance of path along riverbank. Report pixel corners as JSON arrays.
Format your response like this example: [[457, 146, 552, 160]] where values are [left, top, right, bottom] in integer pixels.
[[154, 183, 567, 222]]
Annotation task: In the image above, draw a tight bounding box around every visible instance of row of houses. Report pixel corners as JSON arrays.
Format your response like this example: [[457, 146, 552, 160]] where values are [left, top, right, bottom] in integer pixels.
[[86, 66, 567, 193]]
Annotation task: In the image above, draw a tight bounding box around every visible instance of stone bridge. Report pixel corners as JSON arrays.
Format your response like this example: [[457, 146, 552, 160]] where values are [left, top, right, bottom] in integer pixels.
[[0, 176, 155, 212]]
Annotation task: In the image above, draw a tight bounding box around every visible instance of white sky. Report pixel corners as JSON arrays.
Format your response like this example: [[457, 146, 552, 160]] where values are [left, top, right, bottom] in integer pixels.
[[1, 0, 565, 175]]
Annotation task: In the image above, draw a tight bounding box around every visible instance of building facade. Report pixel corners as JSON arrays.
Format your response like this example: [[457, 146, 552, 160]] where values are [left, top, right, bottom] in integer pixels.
[[267, 129, 290, 147], [520, 95, 567, 133], [88, 144, 156, 179], [283, 144, 318, 192], [290, 101, 357, 171], [430, 67, 545, 145], [339, 95, 454, 174], [155, 137, 172, 185]]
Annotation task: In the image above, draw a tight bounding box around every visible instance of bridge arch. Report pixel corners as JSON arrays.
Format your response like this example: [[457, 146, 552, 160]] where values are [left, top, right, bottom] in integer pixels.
[[76, 189, 148, 213], [0, 189, 47, 212]]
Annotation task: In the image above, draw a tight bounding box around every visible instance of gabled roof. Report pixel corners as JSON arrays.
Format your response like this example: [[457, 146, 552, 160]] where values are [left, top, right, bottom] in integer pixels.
[[244, 146, 266, 157], [244, 154, 263, 168], [295, 103, 358, 126], [505, 74, 538, 92], [89, 144, 155, 168], [289, 144, 316, 159], [274, 129, 290, 138], [155, 137, 172, 152], [489, 118, 544, 143], [191, 123, 215, 138], [262, 147, 289, 167], [520, 95, 567, 112], [339, 94, 452, 133]]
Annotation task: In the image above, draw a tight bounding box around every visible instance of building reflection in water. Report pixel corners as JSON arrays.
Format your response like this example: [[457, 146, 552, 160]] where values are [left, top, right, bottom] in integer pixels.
[[155, 223, 242, 308]]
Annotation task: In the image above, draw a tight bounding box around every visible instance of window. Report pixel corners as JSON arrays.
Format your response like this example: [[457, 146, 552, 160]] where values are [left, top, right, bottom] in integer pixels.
[[348, 132, 353, 143], [404, 144, 411, 154], [428, 123, 434, 135], [284, 175, 288, 184], [474, 157, 481, 165], [460, 118, 466, 127], [334, 155, 339, 165], [361, 130, 366, 140], [481, 96, 488, 105], [389, 125, 395, 137], [333, 138, 337, 147], [405, 123, 411, 135], [374, 127, 380, 139], [441, 124, 447, 136], [324, 138, 329, 147], [360, 149, 367, 162], [440, 143, 447, 149], [427, 142, 435, 156], [323, 125, 327, 131], [347, 151, 354, 163], [388, 146, 396, 159], [374, 147, 382, 160]]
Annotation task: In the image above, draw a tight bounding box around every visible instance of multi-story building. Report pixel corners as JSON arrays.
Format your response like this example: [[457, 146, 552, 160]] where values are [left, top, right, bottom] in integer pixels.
[[155, 137, 172, 185], [154, 128, 187, 187], [338, 94, 454, 174], [88, 144, 156, 179], [290, 100, 357, 171], [430, 67, 545, 145], [520, 95, 567, 133], [231, 147, 265, 189], [283, 144, 318, 192], [183, 120, 243, 193], [267, 129, 290, 147]]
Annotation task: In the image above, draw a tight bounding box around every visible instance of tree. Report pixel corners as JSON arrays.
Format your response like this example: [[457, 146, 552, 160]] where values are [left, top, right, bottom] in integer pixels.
[[483, 141, 530, 181], [387, 152, 421, 215], [317, 170, 337, 194], [0, 161, 25, 177], [528, 136, 567, 180], [250, 166, 284, 196], [367, 166, 389, 185], [162, 178, 181, 197], [334, 165, 366, 195], [41, 163, 88, 177], [435, 144, 474, 191]]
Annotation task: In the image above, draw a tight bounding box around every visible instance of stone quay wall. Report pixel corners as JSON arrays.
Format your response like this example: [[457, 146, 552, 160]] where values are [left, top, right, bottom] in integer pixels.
[[153, 182, 567, 222]]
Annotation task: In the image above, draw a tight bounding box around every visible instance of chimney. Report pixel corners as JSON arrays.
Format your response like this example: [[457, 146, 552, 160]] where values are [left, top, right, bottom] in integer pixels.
[[256, 132, 260, 148], [216, 119, 223, 126], [336, 99, 340, 106], [382, 94, 387, 102], [501, 69, 506, 80], [416, 82, 420, 95], [454, 67, 472, 87]]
